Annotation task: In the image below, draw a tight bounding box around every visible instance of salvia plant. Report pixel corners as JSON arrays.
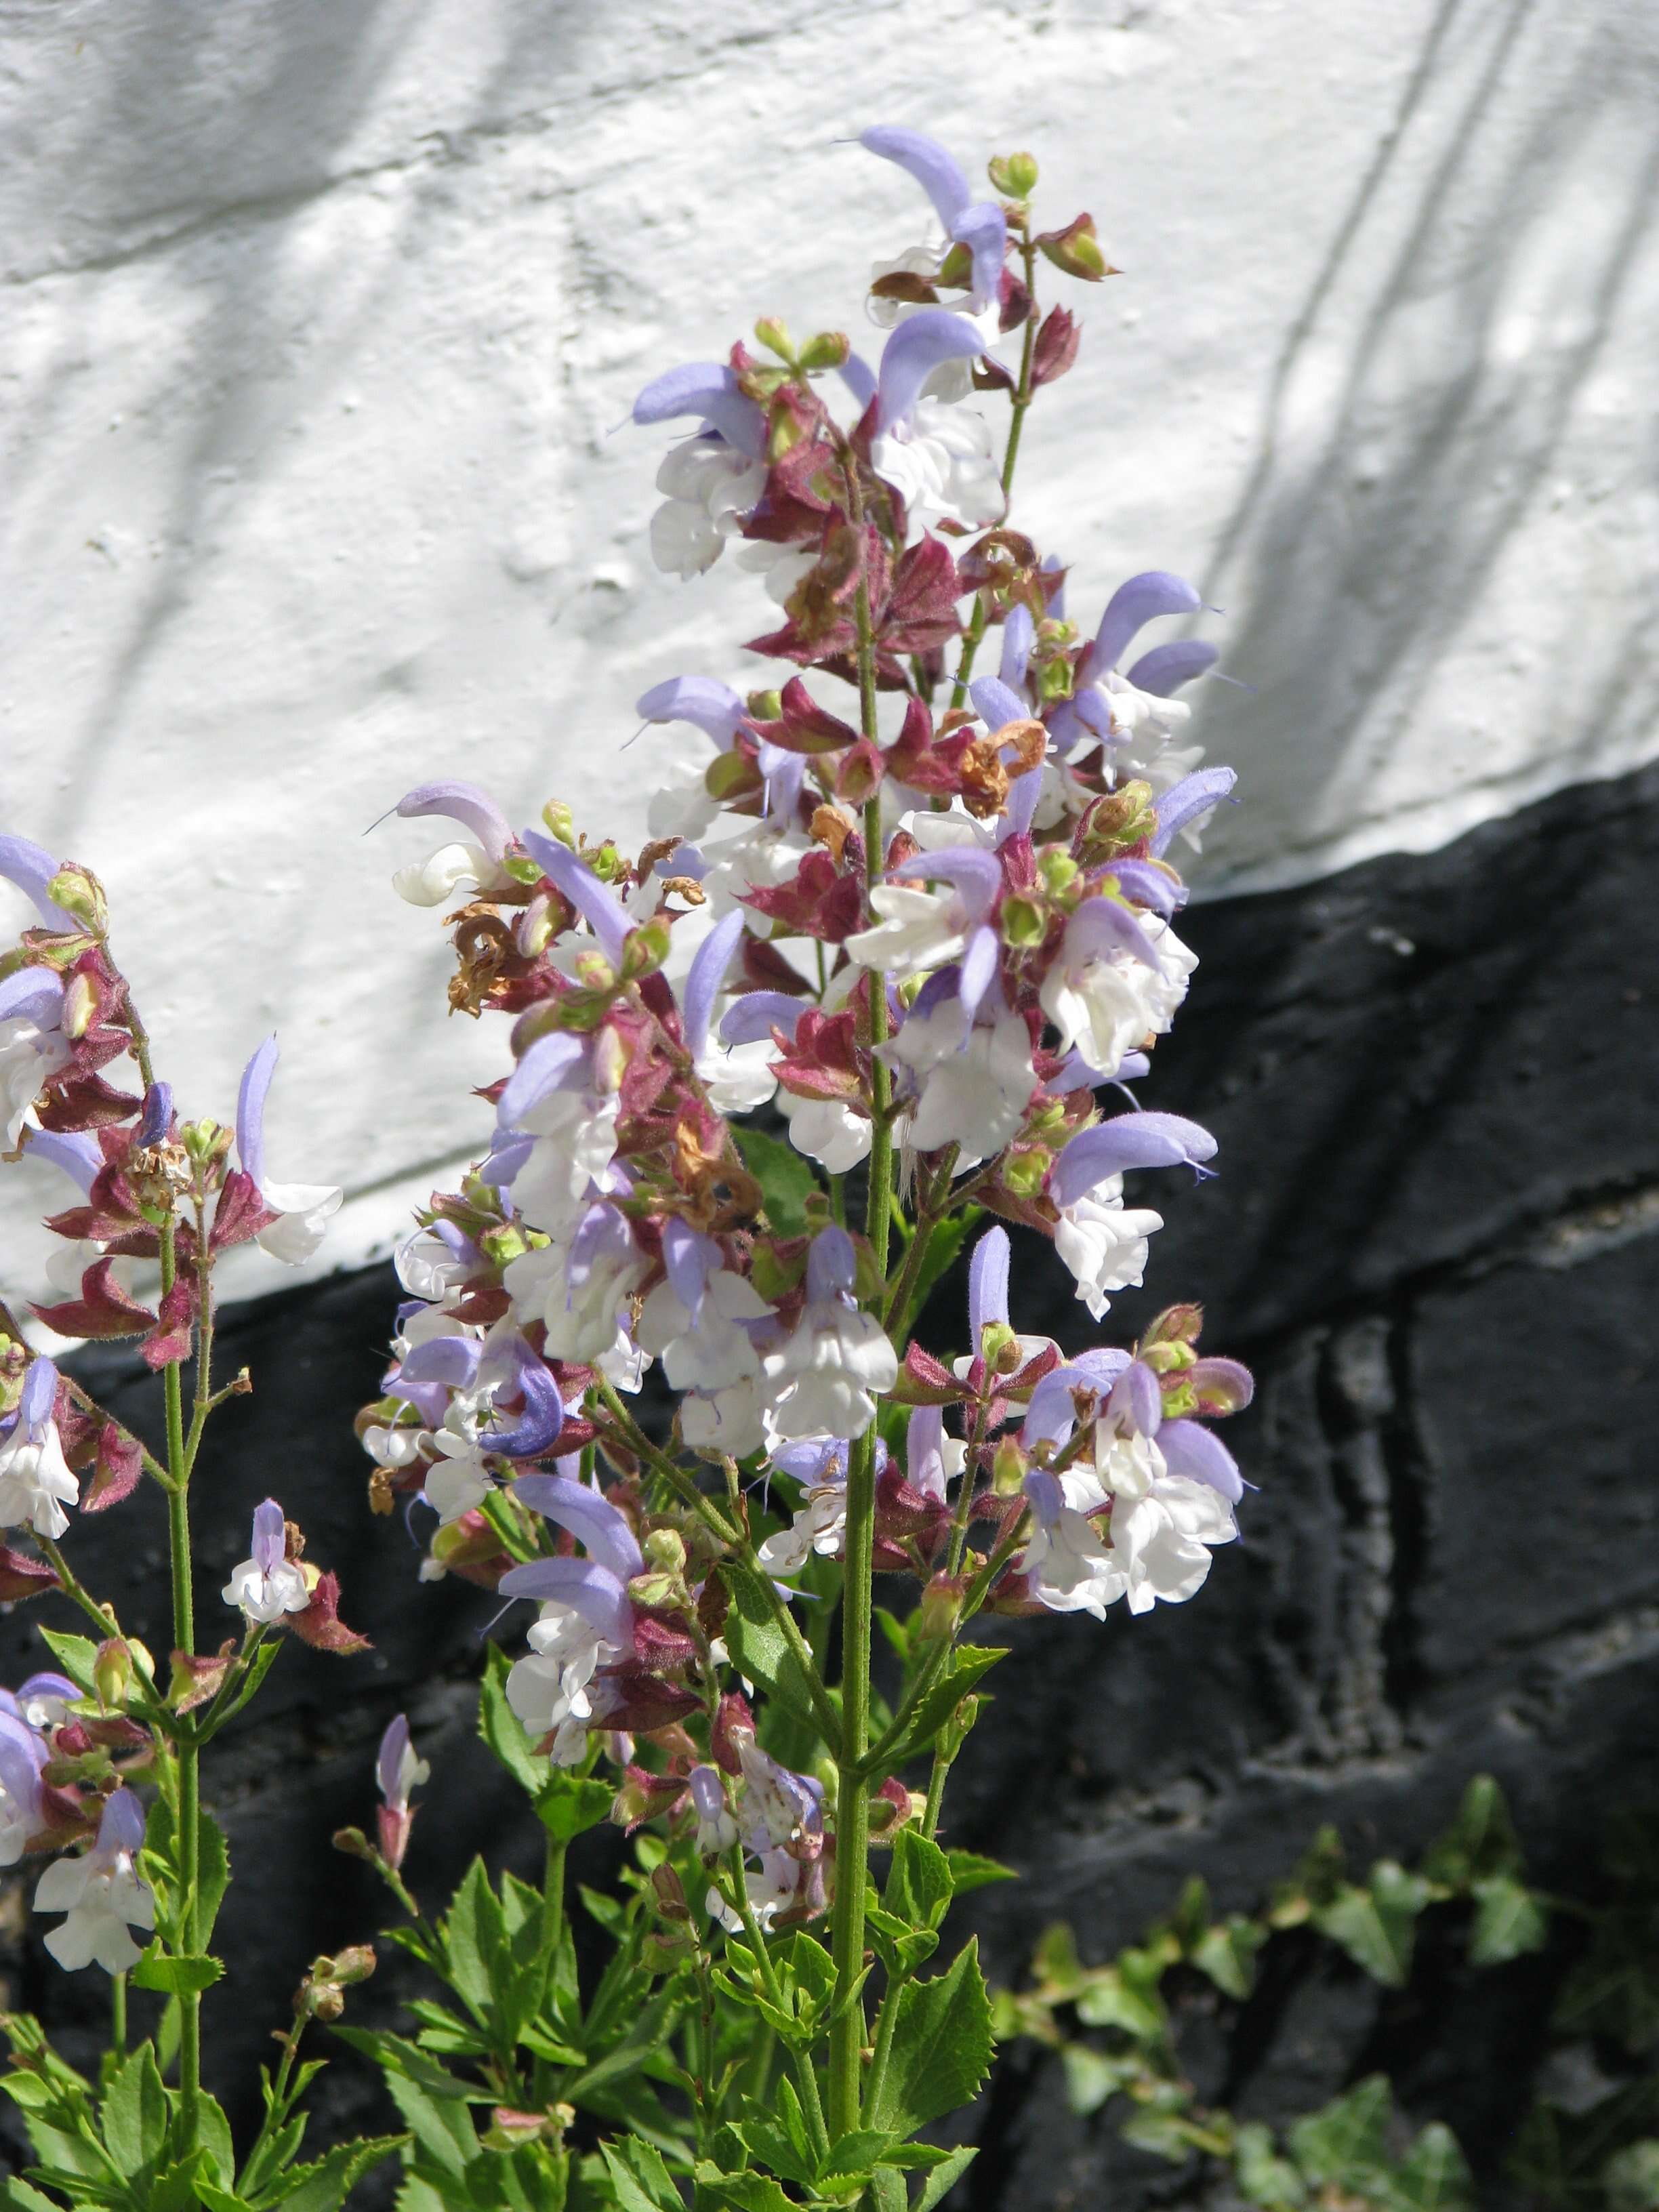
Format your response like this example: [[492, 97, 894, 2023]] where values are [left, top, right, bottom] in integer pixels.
[[0, 127, 1256, 2211]]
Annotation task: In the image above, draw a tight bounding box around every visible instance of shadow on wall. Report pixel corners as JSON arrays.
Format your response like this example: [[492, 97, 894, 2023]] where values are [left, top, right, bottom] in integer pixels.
[[1195, 0, 1659, 888]]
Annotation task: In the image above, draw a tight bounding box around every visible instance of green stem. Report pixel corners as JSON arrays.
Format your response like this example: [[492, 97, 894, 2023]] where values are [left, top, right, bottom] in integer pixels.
[[110, 1972, 127, 2057], [949, 240, 1041, 712], [159, 1219, 201, 2123], [728, 1853, 831, 2163]]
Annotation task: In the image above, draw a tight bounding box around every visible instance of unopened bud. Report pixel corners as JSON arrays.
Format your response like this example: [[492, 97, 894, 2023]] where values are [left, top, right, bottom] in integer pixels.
[[59, 971, 98, 1040], [650, 1862, 691, 1923], [333, 1826, 375, 1862], [1001, 895, 1046, 949], [621, 918, 670, 981], [45, 864, 107, 935], [642, 1528, 687, 1576], [796, 329, 851, 371], [1038, 851, 1078, 896], [479, 1223, 528, 1268], [989, 152, 1040, 198], [310, 1983, 345, 2022], [1144, 1303, 1204, 1347], [592, 1023, 628, 1094], [992, 1435, 1028, 1496], [539, 801, 576, 848], [1141, 1338, 1195, 1376], [754, 315, 794, 359], [1002, 1147, 1052, 1200], [331, 1944, 377, 1986], [745, 688, 784, 721], [93, 1640, 131, 1711], [918, 1572, 967, 1641], [1036, 213, 1113, 281]]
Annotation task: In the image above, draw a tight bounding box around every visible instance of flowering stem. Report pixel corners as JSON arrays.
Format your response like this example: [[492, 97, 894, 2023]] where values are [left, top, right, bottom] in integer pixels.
[[159, 1216, 201, 2123], [726, 1851, 831, 2163], [949, 241, 1042, 711], [110, 1971, 126, 2056]]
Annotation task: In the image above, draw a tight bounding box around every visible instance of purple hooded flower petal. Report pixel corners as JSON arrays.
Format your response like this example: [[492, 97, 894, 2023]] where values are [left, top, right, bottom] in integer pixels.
[[958, 924, 1001, 1023], [1189, 1357, 1256, 1412], [0, 838, 72, 929], [859, 124, 971, 229], [479, 1131, 537, 1190], [251, 1499, 287, 1579], [377, 1715, 414, 1805], [520, 829, 632, 967], [18, 1357, 58, 1439], [1063, 895, 1164, 972], [661, 1216, 720, 1317], [485, 1361, 566, 1460], [689, 1763, 727, 1822], [1073, 1347, 1133, 1393], [756, 741, 809, 824], [886, 845, 1002, 918], [773, 1436, 851, 1487], [567, 1204, 636, 1299], [497, 1032, 589, 1130], [839, 353, 878, 411], [1158, 1417, 1244, 1502], [1149, 768, 1239, 858], [906, 1405, 951, 1501], [968, 1224, 1010, 1340], [998, 768, 1044, 845], [1000, 604, 1035, 689], [395, 782, 512, 862], [1050, 1111, 1218, 1207], [510, 1474, 644, 1583], [135, 1083, 173, 1149], [636, 676, 747, 748], [235, 1036, 279, 1193], [98, 1787, 147, 1858], [1126, 640, 1219, 697], [1044, 697, 1088, 758], [876, 310, 988, 432], [1108, 1359, 1162, 1439], [632, 363, 766, 460], [805, 1223, 857, 1305], [1090, 571, 1204, 675], [398, 1334, 484, 1391], [1023, 1467, 1064, 1528], [1048, 1050, 1104, 1095], [0, 1719, 45, 1829], [0, 969, 64, 1027], [968, 674, 1032, 737], [951, 200, 1008, 309], [684, 910, 747, 1061], [1105, 861, 1187, 916], [719, 992, 805, 1048], [501, 1555, 637, 1645]]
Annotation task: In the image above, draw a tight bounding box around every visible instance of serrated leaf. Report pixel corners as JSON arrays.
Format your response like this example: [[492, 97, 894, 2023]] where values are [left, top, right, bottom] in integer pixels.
[[879, 1647, 1006, 1770], [537, 1776, 615, 1844], [599, 2137, 683, 2211], [943, 1849, 1017, 1896], [1468, 1874, 1549, 1965], [1192, 1915, 1266, 2000], [733, 1127, 819, 1236], [886, 1829, 954, 1933], [130, 1948, 224, 1994], [717, 1560, 827, 1738], [479, 1643, 546, 1793], [1235, 2121, 1309, 2210], [821, 2130, 897, 2181], [35, 1629, 98, 1694], [1061, 2042, 1131, 2116], [1073, 1965, 1166, 2040], [1421, 1774, 1523, 1889], [913, 2144, 978, 2211], [691, 2163, 794, 2211], [100, 2043, 167, 2176], [868, 1937, 994, 2137]]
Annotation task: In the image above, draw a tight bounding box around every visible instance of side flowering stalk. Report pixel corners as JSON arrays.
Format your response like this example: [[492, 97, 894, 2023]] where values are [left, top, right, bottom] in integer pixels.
[[352, 125, 1260, 2205]]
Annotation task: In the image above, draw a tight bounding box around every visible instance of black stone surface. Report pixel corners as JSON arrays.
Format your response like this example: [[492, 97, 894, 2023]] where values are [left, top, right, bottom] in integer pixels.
[[0, 760, 1654, 2205]]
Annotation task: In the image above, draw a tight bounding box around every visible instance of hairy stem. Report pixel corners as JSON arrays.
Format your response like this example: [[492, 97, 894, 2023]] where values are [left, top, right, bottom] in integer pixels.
[[949, 241, 1042, 711], [159, 1218, 201, 2123], [727, 1851, 832, 2162]]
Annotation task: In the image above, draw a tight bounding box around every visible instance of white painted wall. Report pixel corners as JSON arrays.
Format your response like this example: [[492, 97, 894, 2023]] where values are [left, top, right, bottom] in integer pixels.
[[2, 0, 1656, 1300]]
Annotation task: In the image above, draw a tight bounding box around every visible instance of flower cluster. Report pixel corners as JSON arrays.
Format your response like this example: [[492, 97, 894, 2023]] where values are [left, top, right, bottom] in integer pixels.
[[361, 125, 1255, 1938]]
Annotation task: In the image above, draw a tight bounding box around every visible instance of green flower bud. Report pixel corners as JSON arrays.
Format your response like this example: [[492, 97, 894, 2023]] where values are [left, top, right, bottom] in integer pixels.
[[754, 315, 794, 359], [621, 919, 670, 981], [1001, 1147, 1052, 1198], [989, 152, 1040, 198], [1038, 850, 1078, 895], [642, 1527, 688, 1576], [1036, 213, 1113, 282], [980, 1320, 1019, 1370], [539, 800, 576, 846], [796, 329, 851, 371], [480, 1223, 529, 1268], [45, 864, 107, 935], [1002, 895, 1047, 948]]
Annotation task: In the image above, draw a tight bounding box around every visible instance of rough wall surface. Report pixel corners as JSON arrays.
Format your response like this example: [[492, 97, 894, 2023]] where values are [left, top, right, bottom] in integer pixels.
[[3, 0, 1656, 1294], [1, 760, 1651, 2204]]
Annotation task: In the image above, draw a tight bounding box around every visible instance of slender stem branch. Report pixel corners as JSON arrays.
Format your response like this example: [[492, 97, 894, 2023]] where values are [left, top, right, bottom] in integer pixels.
[[110, 1972, 127, 2057], [950, 240, 1042, 711], [158, 1219, 201, 2123], [726, 1852, 831, 2163]]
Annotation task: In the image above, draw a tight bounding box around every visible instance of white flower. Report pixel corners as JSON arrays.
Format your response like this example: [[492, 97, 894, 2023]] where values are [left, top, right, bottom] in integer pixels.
[[637, 1269, 772, 1397], [762, 1263, 897, 1445], [35, 1792, 155, 1975], [222, 1499, 310, 1624], [845, 883, 970, 978], [421, 1439, 494, 1525], [697, 821, 814, 920], [1106, 1477, 1237, 1614], [696, 1036, 779, 1115], [0, 1419, 78, 1540], [871, 395, 1006, 533], [1040, 914, 1197, 1078], [1022, 1497, 1120, 1621], [884, 997, 1033, 1164], [0, 1016, 68, 1147], [735, 540, 820, 605], [647, 757, 722, 844], [509, 1088, 622, 1237], [392, 841, 499, 908], [503, 1209, 646, 1366], [779, 1094, 872, 1174], [1054, 1177, 1164, 1322], [649, 434, 768, 579], [507, 1602, 619, 1767], [756, 1486, 849, 1576], [680, 1378, 768, 1460]]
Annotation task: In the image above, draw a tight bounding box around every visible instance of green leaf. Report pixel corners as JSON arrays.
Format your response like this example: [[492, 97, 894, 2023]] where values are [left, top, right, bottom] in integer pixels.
[[35, 1630, 98, 1695], [1288, 2076, 1393, 2192], [690, 2163, 794, 2212], [1191, 1915, 1267, 2001], [383, 2073, 479, 2180], [1468, 1874, 1549, 1965], [1074, 1965, 1166, 2041], [599, 2137, 683, 2212], [880, 1646, 1008, 1770], [479, 1643, 547, 1793], [273, 2136, 413, 2212], [1234, 2121, 1309, 2210], [886, 1829, 955, 1933], [913, 2145, 978, 2212], [100, 2042, 167, 2176], [1061, 2043, 1132, 2116], [1421, 1774, 1523, 1890], [443, 1858, 508, 2021], [3, 2183, 75, 2211], [1392, 2123, 1476, 2212], [821, 2131, 897, 2181], [898, 1212, 981, 1334], [1119, 2103, 1204, 2164], [130, 1948, 224, 1994], [868, 1937, 994, 2137], [717, 1561, 827, 1737], [537, 1776, 615, 1844], [1603, 2140, 1659, 2212], [943, 1850, 1018, 1896], [197, 1809, 231, 1948], [868, 2173, 907, 2212], [733, 1127, 819, 1236], [1312, 1864, 1429, 1988]]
